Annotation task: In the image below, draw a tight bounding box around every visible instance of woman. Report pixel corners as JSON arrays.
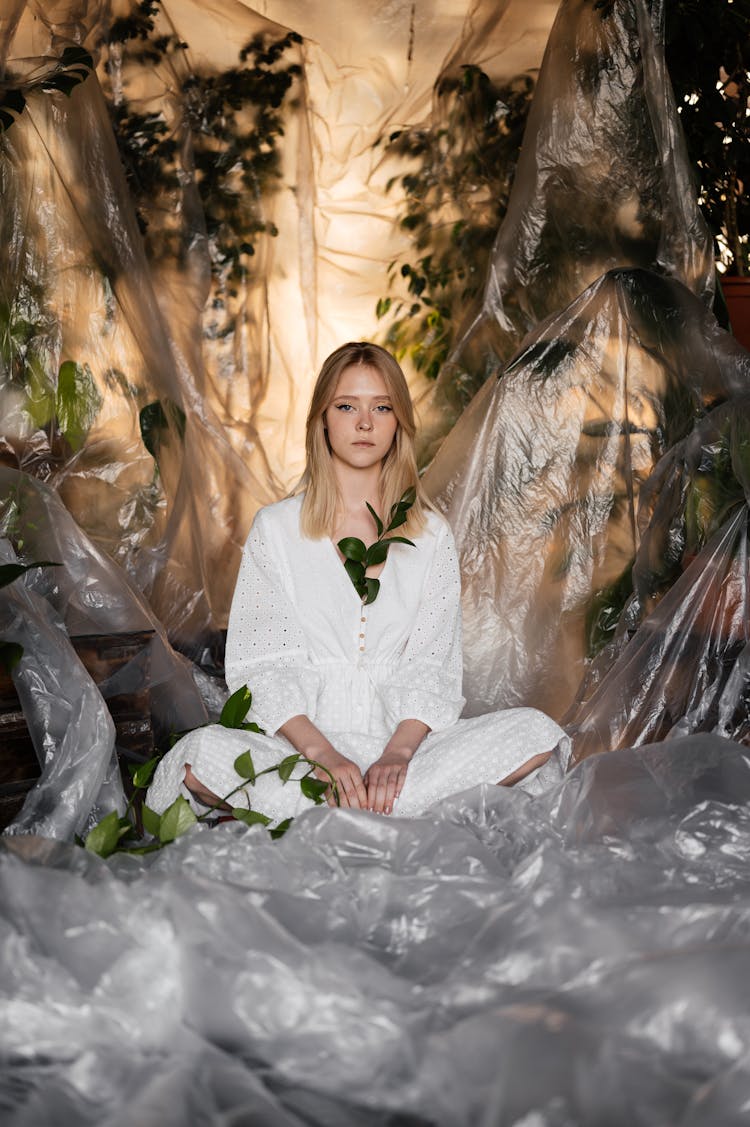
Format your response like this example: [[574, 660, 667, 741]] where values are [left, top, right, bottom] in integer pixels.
[[147, 343, 567, 823]]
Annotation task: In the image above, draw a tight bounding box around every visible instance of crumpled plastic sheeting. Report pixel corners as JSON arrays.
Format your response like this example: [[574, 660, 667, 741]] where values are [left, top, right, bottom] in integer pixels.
[[420, 0, 715, 440], [2, 733, 750, 1125], [563, 398, 750, 762], [0, 540, 123, 841], [425, 267, 750, 721], [0, 0, 558, 647], [0, 18, 281, 648], [0, 469, 209, 836]]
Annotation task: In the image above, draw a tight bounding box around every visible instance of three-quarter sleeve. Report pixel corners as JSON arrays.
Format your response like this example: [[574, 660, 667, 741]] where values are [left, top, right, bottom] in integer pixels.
[[380, 519, 466, 732], [224, 511, 320, 735]]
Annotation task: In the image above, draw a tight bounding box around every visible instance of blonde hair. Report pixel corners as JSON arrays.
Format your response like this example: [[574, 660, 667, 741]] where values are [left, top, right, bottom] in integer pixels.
[[297, 341, 429, 539]]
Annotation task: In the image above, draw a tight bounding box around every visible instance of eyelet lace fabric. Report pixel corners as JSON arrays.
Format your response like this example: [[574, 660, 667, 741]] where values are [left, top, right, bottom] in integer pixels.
[[147, 495, 568, 819]]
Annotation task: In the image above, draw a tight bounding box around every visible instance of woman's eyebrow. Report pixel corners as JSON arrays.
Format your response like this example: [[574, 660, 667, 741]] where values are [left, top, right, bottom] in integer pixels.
[[331, 393, 392, 401]]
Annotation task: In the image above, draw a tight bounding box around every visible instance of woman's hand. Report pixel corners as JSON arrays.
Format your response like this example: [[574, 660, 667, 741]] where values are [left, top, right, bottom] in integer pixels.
[[279, 715, 368, 809], [309, 747, 368, 809], [364, 747, 411, 815]]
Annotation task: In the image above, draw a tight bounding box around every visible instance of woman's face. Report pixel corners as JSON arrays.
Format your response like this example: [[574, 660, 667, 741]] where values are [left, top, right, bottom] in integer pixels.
[[324, 364, 398, 472]]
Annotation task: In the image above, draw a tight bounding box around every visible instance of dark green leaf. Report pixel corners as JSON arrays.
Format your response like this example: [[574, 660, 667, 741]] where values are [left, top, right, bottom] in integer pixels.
[[141, 804, 162, 838], [84, 810, 123, 858], [159, 795, 198, 843], [363, 577, 380, 605], [364, 538, 389, 567], [231, 807, 272, 827], [0, 561, 60, 590], [387, 509, 408, 531], [128, 756, 160, 789], [270, 817, 293, 839], [56, 361, 102, 451], [234, 750, 256, 782], [277, 753, 301, 783], [383, 535, 415, 547], [0, 642, 23, 672], [365, 502, 384, 538], [344, 557, 365, 586], [300, 776, 329, 804], [240, 720, 264, 734], [220, 684, 253, 728], [337, 536, 366, 562]]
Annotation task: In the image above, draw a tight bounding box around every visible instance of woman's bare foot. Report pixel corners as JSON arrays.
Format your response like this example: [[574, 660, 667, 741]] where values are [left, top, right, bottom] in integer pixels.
[[183, 763, 232, 811], [498, 750, 552, 787]]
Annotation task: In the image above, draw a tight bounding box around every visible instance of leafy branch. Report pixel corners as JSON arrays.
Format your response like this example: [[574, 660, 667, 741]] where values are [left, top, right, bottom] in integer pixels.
[[337, 488, 416, 605], [81, 684, 339, 858]]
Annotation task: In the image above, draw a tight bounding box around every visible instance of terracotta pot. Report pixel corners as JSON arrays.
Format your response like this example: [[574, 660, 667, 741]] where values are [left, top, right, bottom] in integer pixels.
[[722, 275, 750, 352]]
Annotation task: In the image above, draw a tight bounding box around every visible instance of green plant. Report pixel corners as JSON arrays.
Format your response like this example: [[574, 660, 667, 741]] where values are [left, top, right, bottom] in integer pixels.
[[665, 0, 750, 275], [102, 2, 301, 294], [375, 65, 534, 379], [337, 489, 416, 604], [81, 684, 338, 858]]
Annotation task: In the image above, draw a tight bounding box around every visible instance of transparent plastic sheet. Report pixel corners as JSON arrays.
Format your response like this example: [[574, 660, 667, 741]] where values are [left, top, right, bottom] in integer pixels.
[[424, 267, 750, 721], [419, 0, 715, 446], [0, 0, 558, 650], [0, 541, 123, 841], [563, 397, 750, 762], [0, 468, 208, 820], [2, 734, 750, 1124]]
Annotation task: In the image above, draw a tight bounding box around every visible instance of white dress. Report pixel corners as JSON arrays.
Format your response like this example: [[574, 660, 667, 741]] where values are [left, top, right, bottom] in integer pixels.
[[147, 495, 568, 822]]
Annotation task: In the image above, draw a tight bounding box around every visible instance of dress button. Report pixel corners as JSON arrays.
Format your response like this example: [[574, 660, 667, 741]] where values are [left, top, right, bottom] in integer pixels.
[[359, 645, 365, 652], [360, 616, 366, 623], [358, 632, 365, 638]]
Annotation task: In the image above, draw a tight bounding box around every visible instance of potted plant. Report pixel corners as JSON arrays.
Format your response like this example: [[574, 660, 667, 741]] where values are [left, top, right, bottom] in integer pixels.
[[665, 0, 750, 344]]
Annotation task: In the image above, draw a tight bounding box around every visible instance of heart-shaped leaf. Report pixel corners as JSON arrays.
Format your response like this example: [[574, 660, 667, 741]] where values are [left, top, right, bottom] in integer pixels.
[[220, 685, 253, 728], [159, 795, 198, 843], [232, 808, 272, 827], [337, 536, 367, 562], [234, 750, 256, 782]]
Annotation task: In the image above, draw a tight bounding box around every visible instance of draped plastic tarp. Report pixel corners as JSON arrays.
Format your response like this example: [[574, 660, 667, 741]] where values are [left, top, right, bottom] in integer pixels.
[[419, 0, 715, 443], [3, 735, 750, 1124], [0, 467, 208, 838], [0, 0, 557, 646], [426, 268, 750, 721]]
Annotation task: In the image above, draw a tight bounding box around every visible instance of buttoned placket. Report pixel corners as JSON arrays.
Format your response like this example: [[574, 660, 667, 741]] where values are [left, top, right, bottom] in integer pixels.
[[357, 602, 367, 665]]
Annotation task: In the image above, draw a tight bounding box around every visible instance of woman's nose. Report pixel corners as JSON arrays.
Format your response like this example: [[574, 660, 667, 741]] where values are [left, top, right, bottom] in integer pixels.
[[357, 414, 373, 430]]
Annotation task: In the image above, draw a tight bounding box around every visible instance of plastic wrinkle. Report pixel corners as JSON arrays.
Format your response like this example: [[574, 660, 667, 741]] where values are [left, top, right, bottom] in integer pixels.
[[2, 735, 750, 1124]]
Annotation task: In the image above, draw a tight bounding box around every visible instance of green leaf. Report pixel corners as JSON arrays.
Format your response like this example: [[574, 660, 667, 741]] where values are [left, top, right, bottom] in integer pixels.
[[366, 502, 384, 538], [84, 810, 124, 858], [56, 360, 102, 451], [337, 536, 367, 562], [234, 750, 256, 782], [383, 535, 415, 547], [240, 721, 264, 734], [158, 795, 198, 843], [0, 561, 59, 590], [141, 804, 162, 838], [220, 684, 253, 728], [277, 753, 301, 783], [300, 776, 329, 804], [344, 557, 365, 587], [270, 817, 293, 839], [363, 577, 380, 605], [364, 538, 389, 567], [386, 509, 408, 531], [0, 642, 23, 672], [231, 808, 272, 827], [128, 756, 160, 789]]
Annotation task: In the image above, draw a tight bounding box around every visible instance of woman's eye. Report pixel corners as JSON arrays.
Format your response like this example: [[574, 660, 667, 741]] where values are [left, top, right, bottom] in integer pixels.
[[336, 403, 353, 411], [375, 405, 393, 413]]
